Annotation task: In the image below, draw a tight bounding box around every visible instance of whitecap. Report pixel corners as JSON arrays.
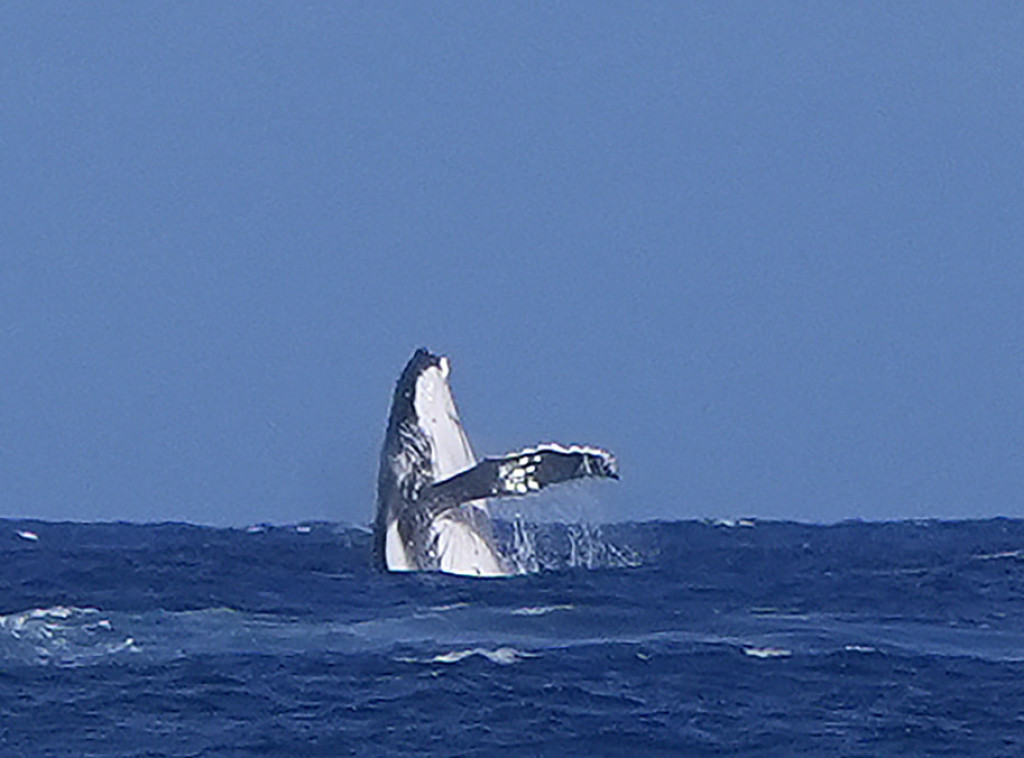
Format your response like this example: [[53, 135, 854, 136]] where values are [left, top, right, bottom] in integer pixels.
[[510, 604, 574, 616], [743, 646, 792, 659], [16, 530, 39, 542], [712, 518, 755, 528], [427, 602, 470, 613], [974, 549, 1024, 561], [398, 647, 538, 665], [843, 645, 878, 654]]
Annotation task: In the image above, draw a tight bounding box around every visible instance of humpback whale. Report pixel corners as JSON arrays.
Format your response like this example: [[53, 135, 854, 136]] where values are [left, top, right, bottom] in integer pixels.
[[374, 348, 618, 576]]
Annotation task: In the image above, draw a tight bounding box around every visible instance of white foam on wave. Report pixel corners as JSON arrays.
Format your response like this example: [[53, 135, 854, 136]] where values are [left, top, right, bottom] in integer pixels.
[[16, 530, 39, 541], [0, 606, 138, 666], [2, 605, 78, 635], [843, 644, 878, 654], [510, 604, 574, 616], [742, 646, 792, 659], [427, 602, 470, 613], [711, 518, 756, 528], [397, 647, 539, 666], [974, 549, 1024, 561]]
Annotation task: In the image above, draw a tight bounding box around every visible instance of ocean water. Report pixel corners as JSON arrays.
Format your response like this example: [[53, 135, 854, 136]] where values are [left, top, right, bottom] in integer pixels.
[[2, 517, 1023, 756]]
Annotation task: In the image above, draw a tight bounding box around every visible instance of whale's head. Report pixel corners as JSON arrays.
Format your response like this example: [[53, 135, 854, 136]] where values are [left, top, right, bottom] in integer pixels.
[[390, 348, 476, 484]]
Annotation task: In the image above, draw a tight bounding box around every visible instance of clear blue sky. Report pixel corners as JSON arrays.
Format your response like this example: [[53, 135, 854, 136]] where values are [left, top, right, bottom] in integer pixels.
[[3, 3, 1022, 526]]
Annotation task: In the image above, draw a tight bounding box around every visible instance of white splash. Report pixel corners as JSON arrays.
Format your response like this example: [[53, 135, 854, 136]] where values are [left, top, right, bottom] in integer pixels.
[[0, 606, 138, 666]]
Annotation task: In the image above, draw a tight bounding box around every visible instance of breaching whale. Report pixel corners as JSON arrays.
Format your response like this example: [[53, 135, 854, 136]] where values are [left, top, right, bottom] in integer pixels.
[[374, 348, 618, 576]]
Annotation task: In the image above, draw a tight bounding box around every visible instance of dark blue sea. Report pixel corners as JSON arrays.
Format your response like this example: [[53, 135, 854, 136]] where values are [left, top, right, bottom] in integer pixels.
[[2, 517, 1023, 756]]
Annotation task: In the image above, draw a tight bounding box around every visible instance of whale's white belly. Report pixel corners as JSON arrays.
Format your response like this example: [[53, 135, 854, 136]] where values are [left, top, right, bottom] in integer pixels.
[[384, 520, 415, 571], [432, 513, 507, 577]]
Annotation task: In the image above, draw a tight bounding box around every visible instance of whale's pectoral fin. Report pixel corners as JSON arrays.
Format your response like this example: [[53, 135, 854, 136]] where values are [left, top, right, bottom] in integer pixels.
[[424, 444, 618, 513]]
